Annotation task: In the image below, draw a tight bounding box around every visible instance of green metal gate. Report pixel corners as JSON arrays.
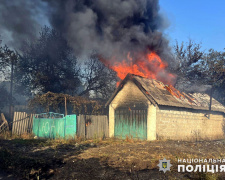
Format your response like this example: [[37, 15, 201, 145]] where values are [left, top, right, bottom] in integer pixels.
[[114, 108, 147, 140], [33, 112, 76, 139]]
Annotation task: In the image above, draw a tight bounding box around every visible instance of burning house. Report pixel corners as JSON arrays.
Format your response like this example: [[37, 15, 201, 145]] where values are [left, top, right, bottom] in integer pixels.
[[106, 74, 225, 141]]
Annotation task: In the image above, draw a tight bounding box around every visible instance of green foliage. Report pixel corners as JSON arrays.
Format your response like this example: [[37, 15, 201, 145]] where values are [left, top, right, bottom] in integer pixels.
[[173, 39, 204, 82], [174, 39, 225, 105], [203, 49, 225, 104], [203, 49, 225, 86]]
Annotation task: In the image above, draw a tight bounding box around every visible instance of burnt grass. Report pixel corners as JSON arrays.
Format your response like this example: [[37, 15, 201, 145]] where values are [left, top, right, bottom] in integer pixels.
[[1, 138, 225, 180]]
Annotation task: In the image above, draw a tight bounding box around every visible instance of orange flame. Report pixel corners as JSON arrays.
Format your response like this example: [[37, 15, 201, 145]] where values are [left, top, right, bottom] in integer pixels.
[[164, 85, 185, 99], [99, 52, 200, 103], [101, 52, 176, 86]]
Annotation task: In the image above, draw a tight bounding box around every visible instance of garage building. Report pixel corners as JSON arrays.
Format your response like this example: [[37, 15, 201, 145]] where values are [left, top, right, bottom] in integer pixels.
[[106, 74, 225, 141]]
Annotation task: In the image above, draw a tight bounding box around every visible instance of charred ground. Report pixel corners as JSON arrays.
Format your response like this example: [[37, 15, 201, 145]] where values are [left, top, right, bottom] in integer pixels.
[[0, 136, 225, 180]]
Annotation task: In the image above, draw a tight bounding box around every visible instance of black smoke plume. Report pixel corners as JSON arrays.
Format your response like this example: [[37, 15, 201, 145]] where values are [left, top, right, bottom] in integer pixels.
[[0, 0, 48, 50], [1, 0, 173, 63], [45, 0, 172, 61]]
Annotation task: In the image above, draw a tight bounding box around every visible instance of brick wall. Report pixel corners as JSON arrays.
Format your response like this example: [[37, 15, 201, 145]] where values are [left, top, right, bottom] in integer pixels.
[[156, 105, 225, 141]]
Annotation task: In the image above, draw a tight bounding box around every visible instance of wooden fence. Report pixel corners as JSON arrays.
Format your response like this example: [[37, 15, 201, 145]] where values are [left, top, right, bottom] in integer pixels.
[[77, 115, 109, 139], [12, 112, 35, 135], [0, 113, 9, 133], [11, 112, 109, 139]]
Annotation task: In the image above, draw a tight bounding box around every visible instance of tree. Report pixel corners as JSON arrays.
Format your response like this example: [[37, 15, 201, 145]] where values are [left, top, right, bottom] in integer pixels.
[[79, 55, 117, 100], [16, 27, 117, 101], [0, 85, 10, 111], [203, 49, 225, 86], [173, 39, 225, 105], [0, 39, 19, 120], [202, 49, 225, 104], [0, 45, 18, 79], [173, 39, 204, 91], [16, 27, 81, 95]]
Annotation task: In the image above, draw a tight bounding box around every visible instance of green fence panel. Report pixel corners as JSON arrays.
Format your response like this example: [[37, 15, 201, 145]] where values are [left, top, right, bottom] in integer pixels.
[[65, 114, 76, 139], [50, 118, 65, 138], [33, 117, 39, 136], [33, 113, 76, 139], [38, 118, 51, 138]]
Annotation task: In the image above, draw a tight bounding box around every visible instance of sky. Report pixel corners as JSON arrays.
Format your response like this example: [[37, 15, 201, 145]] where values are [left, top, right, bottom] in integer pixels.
[[159, 0, 225, 52], [1, 0, 224, 53]]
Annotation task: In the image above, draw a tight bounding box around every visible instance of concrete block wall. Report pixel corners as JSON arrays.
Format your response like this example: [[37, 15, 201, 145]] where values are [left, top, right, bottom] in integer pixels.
[[156, 106, 224, 141], [108, 80, 225, 141]]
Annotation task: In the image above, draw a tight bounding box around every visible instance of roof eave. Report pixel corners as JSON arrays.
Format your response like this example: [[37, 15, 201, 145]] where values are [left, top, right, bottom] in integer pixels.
[[105, 74, 158, 107]]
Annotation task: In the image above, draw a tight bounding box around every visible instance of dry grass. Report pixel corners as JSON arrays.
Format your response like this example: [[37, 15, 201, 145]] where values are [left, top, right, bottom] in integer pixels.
[[0, 130, 36, 139], [1, 137, 225, 179]]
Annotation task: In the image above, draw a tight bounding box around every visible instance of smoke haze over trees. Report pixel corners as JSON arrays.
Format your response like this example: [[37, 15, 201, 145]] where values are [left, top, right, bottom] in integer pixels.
[[0, 0, 173, 62], [0, 0, 224, 116], [17, 27, 81, 95]]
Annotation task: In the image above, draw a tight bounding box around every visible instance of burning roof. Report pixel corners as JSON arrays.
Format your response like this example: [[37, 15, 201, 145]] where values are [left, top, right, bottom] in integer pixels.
[[101, 51, 176, 86], [106, 74, 225, 113]]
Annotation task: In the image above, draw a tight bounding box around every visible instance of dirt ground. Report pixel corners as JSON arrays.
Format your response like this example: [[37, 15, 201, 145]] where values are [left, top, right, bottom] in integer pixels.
[[1, 137, 225, 180]]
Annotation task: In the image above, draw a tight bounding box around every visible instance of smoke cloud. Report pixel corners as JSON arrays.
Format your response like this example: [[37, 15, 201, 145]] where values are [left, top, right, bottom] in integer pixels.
[[0, 0, 48, 50], [44, 0, 172, 61], [1, 0, 173, 63]]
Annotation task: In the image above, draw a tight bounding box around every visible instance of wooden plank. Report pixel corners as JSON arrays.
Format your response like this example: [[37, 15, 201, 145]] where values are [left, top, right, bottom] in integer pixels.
[[13, 112, 18, 134], [77, 115, 85, 138], [15, 112, 19, 134], [19, 112, 25, 135], [16, 112, 20, 134], [21, 112, 25, 134], [24, 113, 28, 134], [22, 112, 26, 134], [96, 116, 98, 138], [11, 112, 34, 135], [0, 113, 9, 132], [77, 115, 108, 139], [86, 115, 89, 139], [12, 112, 16, 134], [29, 114, 34, 133], [77, 115, 80, 137], [24, 112, 28, 134], [19, 112, 23, 135]]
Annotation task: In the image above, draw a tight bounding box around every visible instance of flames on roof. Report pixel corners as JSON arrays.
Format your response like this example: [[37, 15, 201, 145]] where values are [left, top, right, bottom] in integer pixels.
[[106, 74, 225, 113]]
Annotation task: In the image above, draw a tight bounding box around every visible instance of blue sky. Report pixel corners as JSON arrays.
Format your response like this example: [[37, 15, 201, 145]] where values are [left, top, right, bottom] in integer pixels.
[[159, 0, 225, 52]]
